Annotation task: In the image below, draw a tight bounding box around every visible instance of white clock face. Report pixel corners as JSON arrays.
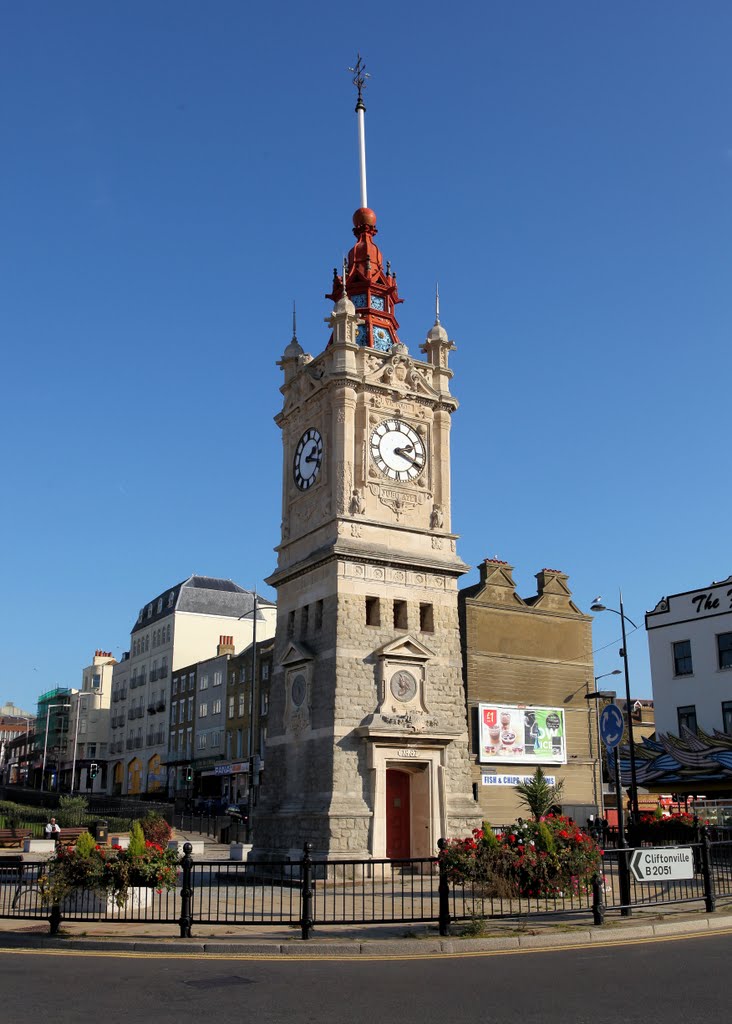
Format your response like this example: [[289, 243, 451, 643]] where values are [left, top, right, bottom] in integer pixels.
[[370, 419, 426, 481], [294, 428, 323, 490]]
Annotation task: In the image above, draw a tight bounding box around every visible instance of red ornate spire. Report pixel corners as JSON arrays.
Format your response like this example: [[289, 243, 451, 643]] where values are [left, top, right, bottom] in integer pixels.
[[325, 207, 403, 351]]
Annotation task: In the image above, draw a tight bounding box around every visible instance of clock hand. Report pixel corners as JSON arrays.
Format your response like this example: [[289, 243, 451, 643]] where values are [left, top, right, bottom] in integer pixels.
[[393, 446, 422, 468], [304, 451, 321, 464]]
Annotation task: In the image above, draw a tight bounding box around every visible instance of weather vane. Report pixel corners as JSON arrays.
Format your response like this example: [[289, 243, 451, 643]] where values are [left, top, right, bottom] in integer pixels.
[[348, 54, 370, 208], [348, 53, 370, 111]]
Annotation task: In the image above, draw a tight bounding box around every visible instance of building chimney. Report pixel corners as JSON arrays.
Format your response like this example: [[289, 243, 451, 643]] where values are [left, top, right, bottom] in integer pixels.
[[217, 635, 235, 656]]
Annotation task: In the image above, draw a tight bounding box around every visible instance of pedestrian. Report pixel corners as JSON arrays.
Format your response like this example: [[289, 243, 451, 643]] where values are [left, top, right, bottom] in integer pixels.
[[45, 817, 61, 839]]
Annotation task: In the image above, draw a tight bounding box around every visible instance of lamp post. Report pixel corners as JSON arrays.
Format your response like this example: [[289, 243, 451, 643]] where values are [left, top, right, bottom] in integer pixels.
[[585, 688, 632, 917], [591, 593, 640, 823], [237, 590, 267, 841], [71, 693, 93, 794], [41, 703, 68, 793], [588, 671, 621, 816]]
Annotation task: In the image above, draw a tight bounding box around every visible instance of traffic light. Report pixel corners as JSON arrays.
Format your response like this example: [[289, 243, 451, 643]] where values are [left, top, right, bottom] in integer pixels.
[[89, 763, 99, 779], [185, 766, 193, 783]]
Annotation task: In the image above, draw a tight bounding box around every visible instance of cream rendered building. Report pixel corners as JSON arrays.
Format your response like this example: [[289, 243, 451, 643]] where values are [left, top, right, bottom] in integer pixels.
[[65, 650, 116, 792], [109, 576, 275, 795]]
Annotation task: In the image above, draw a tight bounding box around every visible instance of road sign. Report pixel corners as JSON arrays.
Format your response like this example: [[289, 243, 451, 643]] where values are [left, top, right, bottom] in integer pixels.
[[630, 847, 694, 882], [599, 703, 624, 749]]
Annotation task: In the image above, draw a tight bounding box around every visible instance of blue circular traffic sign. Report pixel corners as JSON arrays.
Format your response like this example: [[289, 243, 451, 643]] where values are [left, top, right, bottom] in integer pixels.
[[599, 703, 624, 749]]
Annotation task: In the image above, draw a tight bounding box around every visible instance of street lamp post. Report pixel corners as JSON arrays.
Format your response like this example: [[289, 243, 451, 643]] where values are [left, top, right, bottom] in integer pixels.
[[237, 591, 267, 841], [589, 670, 621, 816], [71, 693, 93, 794], [585, 688, 632, 917], [41, 703, 68, 793], [591, 593, 640, 823]]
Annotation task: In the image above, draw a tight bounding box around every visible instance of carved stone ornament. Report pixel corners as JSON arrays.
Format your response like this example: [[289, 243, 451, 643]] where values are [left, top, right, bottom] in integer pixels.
[[365, 350, 436, 399], [370, 483, 427, 521], [349, 488, 365, 515], [291, 673, 306, 708], [390, 669, 418, 703]]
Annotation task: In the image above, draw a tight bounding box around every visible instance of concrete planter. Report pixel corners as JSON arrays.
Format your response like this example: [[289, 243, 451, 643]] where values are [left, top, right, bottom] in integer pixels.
[[23, 839, 56, 855], [106, 886, 152, 913], [110, 835, 130, 849], [167, 839, 204, 857], [229, 842, 254, 861]]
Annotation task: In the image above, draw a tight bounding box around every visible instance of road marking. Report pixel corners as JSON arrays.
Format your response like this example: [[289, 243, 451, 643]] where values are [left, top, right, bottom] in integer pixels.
[[1, 927, 732, 962]]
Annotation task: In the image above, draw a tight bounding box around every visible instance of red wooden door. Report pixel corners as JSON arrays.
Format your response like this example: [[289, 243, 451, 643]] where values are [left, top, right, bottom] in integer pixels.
[[386, 769, 411, 859]]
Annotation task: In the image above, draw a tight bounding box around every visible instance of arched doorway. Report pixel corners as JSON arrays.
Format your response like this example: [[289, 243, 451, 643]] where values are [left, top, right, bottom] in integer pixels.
[[128, 758, 142, 795], [386, 769, 411, 859], [113, 762, 124, 796], [147, 754, 162, 793]]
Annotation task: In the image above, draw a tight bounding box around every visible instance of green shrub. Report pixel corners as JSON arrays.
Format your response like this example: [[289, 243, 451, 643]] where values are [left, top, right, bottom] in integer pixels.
[[141, 811, 172, 847], [57, 795, 88, 827], [75, 831, 97, 858], [128, 821, 146, 858]]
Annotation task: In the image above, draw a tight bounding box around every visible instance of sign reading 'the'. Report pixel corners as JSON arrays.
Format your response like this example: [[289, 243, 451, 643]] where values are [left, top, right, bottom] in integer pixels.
[[630, 847, 695, 882]]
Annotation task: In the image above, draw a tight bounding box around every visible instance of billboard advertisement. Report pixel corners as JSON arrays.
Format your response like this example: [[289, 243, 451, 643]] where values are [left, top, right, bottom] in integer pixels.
[[478, 703, 566, 765]]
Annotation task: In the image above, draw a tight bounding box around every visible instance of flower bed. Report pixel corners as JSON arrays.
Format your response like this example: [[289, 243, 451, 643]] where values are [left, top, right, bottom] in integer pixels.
[[40, 825, 180, 909], [439, 816, 602, 899]]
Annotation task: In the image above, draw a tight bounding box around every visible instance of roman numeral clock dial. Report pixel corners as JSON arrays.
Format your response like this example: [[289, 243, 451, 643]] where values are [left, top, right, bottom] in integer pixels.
[[369, 419, 426, 482], [293, 428, 323, 490]]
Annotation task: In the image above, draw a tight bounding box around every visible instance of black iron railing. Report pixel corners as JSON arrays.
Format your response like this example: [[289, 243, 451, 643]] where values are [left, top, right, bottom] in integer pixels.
[[2, 837, 731, 937]]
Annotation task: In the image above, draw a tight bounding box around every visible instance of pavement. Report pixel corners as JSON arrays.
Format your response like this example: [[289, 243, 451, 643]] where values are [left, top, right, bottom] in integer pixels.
[[2, 831, 732, 956]]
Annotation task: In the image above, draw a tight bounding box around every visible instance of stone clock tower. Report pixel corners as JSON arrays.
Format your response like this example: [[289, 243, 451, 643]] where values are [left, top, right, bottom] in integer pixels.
[[254, 62, 478, 860]]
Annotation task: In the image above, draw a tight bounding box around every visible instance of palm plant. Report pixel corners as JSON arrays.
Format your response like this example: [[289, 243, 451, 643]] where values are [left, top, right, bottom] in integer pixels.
[[514, 767, 564, 821]]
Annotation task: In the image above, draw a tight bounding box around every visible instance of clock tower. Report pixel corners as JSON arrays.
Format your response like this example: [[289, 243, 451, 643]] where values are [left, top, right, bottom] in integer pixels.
[[255, 59, 478, 860]]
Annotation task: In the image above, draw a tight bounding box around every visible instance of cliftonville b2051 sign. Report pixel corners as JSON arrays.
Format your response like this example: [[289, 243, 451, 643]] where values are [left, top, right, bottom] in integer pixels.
[[478, 703, 566, 765]]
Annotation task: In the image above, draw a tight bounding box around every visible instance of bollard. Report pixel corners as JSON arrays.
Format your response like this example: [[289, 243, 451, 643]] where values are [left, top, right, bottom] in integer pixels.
[[700, 826, 717, 914], [591, 872, 605, 926], [178, 841, 193, 938], [49, 901, 61, 936], [437, 838, 451, 937], [300, 842, 314, 940]]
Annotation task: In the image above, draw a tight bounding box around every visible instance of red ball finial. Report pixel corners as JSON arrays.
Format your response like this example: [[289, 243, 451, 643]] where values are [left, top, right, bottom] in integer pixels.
[[353, 207, 377, 228]]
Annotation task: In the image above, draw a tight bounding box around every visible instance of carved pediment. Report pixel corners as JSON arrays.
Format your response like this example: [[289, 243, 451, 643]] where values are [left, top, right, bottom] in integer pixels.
[[282, 367, 324, 415], [375, 634, 435, 662], [363, 349, 438, 400], [279, 640, 314, 667]]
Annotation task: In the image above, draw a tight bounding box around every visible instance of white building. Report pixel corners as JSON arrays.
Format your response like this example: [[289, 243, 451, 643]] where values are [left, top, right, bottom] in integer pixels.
[[65, 650, 116, 792], [646, 575, 732, 737], [109, 576, 275, 795]]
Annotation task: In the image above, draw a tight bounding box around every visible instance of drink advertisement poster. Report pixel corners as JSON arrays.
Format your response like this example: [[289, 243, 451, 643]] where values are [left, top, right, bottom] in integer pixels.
[[478, 703, 566, 764]]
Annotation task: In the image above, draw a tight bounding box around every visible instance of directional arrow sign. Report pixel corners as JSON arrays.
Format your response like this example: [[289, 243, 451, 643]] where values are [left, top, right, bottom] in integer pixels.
[[599, 703, 624, 750], [630, 847, 695, 882]]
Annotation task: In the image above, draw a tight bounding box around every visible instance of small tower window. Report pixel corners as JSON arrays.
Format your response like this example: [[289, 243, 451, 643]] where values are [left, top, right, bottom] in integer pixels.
[[393, 601, 408, 630], [365, 597, 381, 627], [301, 605, 309, 634], [314, 600, 323, 630], [419, 603, 434, 633], [288, 611, 295, 637]]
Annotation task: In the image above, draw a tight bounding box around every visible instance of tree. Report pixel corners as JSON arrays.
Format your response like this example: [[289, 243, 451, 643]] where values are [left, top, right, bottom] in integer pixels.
[[514, 767, 564, 821]]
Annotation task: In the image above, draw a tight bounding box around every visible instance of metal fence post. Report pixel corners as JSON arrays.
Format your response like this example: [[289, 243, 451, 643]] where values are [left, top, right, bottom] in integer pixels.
[[617, 840, 632, 918], [591, 872, 606, 925], [700, 826, 717, 914], [178, 842, 193, 938], [301, 842, 313, 940], [437, 838, 451, 937]]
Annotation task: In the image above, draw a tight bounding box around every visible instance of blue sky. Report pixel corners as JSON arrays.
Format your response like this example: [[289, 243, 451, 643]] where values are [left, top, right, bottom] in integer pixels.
[[2, 2, 730, 711]]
